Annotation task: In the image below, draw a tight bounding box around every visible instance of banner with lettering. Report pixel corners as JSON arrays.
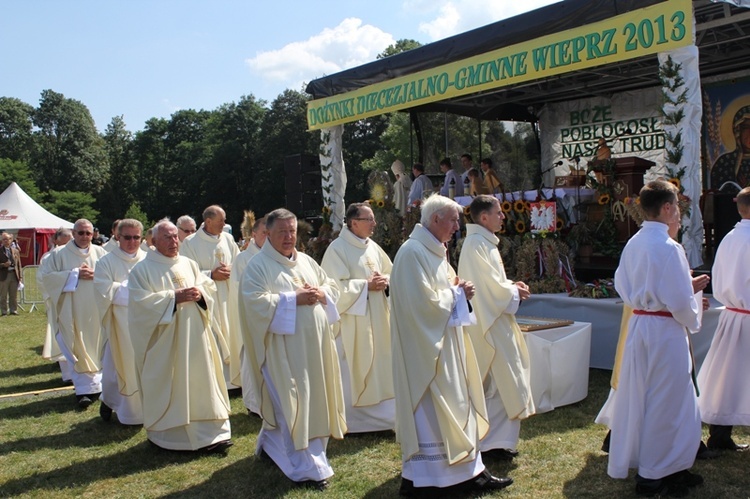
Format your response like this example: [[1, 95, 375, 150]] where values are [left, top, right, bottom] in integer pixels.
[[538, 87, 665, 186], [306, 0, 693, 130]]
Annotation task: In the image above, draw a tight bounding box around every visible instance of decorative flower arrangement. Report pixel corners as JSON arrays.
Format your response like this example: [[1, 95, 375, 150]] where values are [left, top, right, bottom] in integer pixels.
[[568, 279, 618, 299], [501, 200, 512, 213], [597, 193, 611, 205], [367, 170, 404, 260]]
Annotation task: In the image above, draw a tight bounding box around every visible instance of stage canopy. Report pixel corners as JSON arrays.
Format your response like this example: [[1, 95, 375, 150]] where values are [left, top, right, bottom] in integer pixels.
[[306, 0, 750, 126]]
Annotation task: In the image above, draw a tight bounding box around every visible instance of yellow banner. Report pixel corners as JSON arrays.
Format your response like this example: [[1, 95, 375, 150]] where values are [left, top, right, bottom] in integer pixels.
[[307, 0, 692, 130]]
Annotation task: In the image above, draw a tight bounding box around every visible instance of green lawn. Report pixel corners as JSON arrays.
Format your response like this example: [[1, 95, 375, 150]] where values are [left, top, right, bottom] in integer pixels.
[[0, 309, 748, 498]]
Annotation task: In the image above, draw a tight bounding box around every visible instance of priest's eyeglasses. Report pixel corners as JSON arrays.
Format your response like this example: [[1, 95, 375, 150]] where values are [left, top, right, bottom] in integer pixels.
[[179, 227, 196, 234], [119, 235, 141, 241], [76, 231, 93, 236]]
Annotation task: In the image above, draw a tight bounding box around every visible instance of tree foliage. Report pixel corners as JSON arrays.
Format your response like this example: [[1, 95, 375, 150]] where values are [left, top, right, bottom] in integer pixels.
[[0, 158, 40, 198], [43, 190, 99, 223], [0, 97, 34, 163]]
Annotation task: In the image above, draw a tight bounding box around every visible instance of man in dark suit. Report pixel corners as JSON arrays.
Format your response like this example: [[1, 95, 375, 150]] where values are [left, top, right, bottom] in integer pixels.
[[0, 232, 23, 316]]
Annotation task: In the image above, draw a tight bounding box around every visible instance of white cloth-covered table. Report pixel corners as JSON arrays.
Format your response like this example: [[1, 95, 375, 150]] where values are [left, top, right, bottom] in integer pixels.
[[525, 322, 591, 414], [518, 293, 721, 370], [455, 188, 595, 223]]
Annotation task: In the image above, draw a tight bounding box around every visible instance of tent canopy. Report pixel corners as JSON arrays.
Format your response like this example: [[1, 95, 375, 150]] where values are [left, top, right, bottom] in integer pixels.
[[0, 182, 73, 231], [306, 0, 750, 122]]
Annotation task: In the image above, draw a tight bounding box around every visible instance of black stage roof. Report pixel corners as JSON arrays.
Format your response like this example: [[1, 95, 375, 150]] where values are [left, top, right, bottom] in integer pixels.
[[306, 0, 750, 122]]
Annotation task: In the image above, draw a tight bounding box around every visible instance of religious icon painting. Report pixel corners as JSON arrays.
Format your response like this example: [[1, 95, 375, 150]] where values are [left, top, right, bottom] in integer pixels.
[[529, 201, 557, 233]]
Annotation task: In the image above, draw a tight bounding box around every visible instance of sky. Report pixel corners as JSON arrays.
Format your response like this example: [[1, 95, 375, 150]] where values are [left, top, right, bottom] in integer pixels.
[[2, 0, 559, 133]]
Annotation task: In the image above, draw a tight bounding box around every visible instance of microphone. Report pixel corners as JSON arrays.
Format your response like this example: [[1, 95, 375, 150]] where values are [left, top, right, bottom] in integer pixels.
[[555, 160, 563, 166]]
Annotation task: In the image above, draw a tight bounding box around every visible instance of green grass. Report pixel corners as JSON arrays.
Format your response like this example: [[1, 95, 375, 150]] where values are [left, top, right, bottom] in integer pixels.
[[1, 310, 749, 498]]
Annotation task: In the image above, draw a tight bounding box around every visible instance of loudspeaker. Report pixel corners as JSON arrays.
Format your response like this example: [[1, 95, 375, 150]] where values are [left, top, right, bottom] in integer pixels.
[[285, 154, 322, 217]]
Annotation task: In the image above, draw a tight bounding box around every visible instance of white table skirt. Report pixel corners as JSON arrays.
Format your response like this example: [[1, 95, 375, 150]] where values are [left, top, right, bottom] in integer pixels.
[[525, 322, 591, 414], [518, 293, 721, 370]]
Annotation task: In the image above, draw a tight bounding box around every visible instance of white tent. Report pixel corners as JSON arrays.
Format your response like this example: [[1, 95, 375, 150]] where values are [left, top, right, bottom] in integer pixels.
[[0, 182, 73, 265]]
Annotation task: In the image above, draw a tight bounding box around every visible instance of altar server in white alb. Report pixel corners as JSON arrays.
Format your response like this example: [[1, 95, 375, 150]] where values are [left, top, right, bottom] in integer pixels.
[[42, 219, 107, 408], [321, 203, 395, 433], [240, 208, 345, 491], [601, 180, 704, 497], [180, 205, 242, 390], [94, 219, 146, 425], [37, 228, 73, 384], [697, 186, 750, 452], [458, 195, 535, 461], [128, 221, 231, 452], [232, 214, 267, 415], [391, 194, 512, 496]]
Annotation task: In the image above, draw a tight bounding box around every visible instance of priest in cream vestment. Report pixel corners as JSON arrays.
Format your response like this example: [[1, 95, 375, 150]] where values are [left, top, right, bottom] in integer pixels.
[[94, 219, 146, 425], [458, 196, 535, 460], [180, 205, 241, 389], [231, 216, 266, 415], [129, 221, 231, 452], [43, 219, 106, 408], [38, 228, 73, 384], [240, 209, 345, 490], [390, 195, 512, 495], [321, 203, 395, 433]]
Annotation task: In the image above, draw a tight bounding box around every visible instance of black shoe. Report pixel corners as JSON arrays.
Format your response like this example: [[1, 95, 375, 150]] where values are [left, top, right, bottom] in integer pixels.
[[707, 436, 749, 451], [482, 448, 518, 461], [99, 401, 113, 421], [77, 395, 93, 409], [696, 441, 720, 460], [457, 470, 513, 493], [201, 439, 233, 454], [399, 477, 442, 498], [294, 478, 329, 491], [666, 470, 703, 488], [635, 481, 688, 497]]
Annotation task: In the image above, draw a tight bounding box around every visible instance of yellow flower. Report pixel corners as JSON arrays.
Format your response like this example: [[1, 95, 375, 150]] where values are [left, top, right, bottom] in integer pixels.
[[515, 220, 526, 233], [556, 217, 564, 230], [499, 224, 506, 234], [668, 178, 681, 190], [501, 201, 512, 213], [371, 183, 387, 203], [598, 193, 611, 205], [322, 206, 331, 214], [463, 206, 471, 216], [524, 201, 531, 212], [513, 200, 525, 213], [377, 200, 385, 208]]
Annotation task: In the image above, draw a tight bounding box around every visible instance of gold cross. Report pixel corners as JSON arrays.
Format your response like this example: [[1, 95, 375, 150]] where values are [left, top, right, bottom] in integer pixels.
[[171, 271, 187, 288]]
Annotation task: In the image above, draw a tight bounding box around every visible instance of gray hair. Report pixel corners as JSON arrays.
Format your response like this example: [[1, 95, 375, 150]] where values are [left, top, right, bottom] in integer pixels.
[[265, 208, 297, 229], [202, 205, 225, 221], [151, 220, 176, 240], [73, 219, 93, 230], [117, 218, 143, 235], [54, 227, 72, 240], [176, 215, 196, 228], [420, 194, 462, 228]]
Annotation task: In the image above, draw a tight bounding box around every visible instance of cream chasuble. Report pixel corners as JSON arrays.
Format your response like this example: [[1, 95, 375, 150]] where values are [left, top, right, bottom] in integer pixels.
[[38, 249, 64, 361], [390, 224, 488, 464], [458, 224, 535, 420], [321, 226, 394, 408], [240, 243, 346, 450], [102, 237, 118, 253], [42, 241, 107, 374], [180, 229, 241, 386], [128, 251, 229, 440], [94, 248, 146, 398]]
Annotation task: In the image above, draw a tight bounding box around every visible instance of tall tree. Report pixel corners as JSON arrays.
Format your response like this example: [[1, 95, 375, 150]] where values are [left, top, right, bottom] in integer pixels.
[[0, 158, 40, 198], [256, 90, 318, 217], [130, 117, 169, 222], [98, 115, 136, 226], [43, 190, 99, 222], [0, 97, 34, 163], [32, 89, 109, 193]]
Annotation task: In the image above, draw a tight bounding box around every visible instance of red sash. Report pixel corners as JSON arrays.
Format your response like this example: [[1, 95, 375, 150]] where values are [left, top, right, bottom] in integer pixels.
[[633, 310, 673, 318], [727, 307, 750, 315]]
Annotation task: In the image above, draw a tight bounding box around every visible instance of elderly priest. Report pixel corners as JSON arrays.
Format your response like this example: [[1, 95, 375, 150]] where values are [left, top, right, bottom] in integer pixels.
[[128, 220, 232, 452]]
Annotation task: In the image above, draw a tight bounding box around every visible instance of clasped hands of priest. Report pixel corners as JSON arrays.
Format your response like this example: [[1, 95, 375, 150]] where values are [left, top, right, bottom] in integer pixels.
[[296, 283, 327, 306], [367, 271, 389, 292]]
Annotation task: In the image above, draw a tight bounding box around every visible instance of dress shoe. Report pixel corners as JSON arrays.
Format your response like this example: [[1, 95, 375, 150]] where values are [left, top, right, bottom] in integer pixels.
[[665, 470, 703, 488], [482, 448, 518, 461], [707, 436, 749, 451], [456, 470, 513, 493], [99, 401, 113, 421], [201, 439, 233, 454], [77, 395, 93, 409], [10, 311, 18, 315], [696, 441, 720, 460], [294, 478, 329, 491], [635, 480, 688, 497]]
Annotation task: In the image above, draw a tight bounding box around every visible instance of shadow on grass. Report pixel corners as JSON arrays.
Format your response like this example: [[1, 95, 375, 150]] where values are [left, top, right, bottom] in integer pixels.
[[160, 455, 303, 498], [0, 411, 142, 455], [362, 474, 402, 498], [28, 345, 44, 356], [0, 440, 222, 497], [327, 430, 396, 459], [0, 393, 79, 419], [0, 361, 60, 379], [562, 452, 633, 498], [0, 378, 71, 397], [227, 411, 262, 439]]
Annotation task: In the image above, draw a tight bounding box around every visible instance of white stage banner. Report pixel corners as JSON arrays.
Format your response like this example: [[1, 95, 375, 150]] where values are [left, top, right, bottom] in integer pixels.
[[538, 87, 666, 187]]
